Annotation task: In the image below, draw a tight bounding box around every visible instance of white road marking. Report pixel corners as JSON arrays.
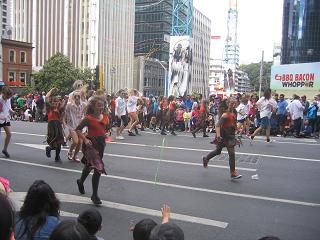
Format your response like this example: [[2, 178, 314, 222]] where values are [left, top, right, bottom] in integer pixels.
[[1, 157, 319, 207], [11, 130, 319, 146], [14, 143, 256, 172], [12, 197, 78, 217], [142, 131, 318, 144], [12, 131, 46, 137], [108, 142, 320, 163], [9, 192, 228, 228], [107, 153, 256, 172]]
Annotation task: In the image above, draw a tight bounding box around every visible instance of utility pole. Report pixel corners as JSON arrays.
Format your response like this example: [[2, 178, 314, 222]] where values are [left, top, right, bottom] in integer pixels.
[[258, 51, 264, 98]]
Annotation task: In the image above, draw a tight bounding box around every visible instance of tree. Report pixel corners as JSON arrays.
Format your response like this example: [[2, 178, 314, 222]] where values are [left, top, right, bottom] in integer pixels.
[[239, 61, 273, 92], [33, 53, 93, 94]]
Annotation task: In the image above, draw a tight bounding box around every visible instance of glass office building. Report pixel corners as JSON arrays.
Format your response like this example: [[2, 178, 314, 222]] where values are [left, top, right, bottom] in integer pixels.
[[281, 0, 320, 64], [135, 0, 187, 62]]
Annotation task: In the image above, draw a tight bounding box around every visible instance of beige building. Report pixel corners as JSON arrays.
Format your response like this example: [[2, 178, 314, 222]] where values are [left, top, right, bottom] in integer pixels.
[[11, 0, 134, 93], [192, 8, 211, 97]]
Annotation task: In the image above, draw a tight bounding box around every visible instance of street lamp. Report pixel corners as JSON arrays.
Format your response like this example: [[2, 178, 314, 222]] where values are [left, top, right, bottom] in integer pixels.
[[155, 59, 168, 96]]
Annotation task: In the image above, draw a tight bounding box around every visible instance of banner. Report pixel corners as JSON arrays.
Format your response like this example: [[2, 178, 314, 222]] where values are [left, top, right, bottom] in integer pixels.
[[168, 36, 193, 97], [270, 62, 320, 90]]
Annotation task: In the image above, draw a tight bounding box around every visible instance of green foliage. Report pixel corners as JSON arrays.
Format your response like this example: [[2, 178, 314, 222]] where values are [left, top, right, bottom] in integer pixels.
[[239, 61, 273, 92], [32, 53, 93, 94]]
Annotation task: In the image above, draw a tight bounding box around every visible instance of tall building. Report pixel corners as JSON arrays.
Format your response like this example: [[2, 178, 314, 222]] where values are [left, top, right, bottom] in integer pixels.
[[192, 7, 211, 97], [11, 0, 134, 93], [98, 0, 134, 92], [281, 0, 320, 64], [224, 0, 239, 93], [134, 0, 173, 62], [1, 0, 12, 38], [133, 56, 166, 96]]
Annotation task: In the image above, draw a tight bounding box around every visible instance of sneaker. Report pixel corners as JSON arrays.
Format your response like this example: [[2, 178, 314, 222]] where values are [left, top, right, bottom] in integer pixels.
[[266, 138, 272, 143], [76, 179, 85, 194], [231, 171, 242, 179], [72, 157, 81, 163], [192, 132, 196, 138], [2, 150, 10, 158], [202, 156, 209, 168], [55, 156, 62, 163], [67, 151, 73, 161], [171, 131, 177, 136], [249, 136, 254, 145], [128, 131, 136, 136], [45, 146, 51, 158], [203, 134, 209, 137], [160, 131, 167, 135], [91, 195, 102, 205], [116, 135, 125, 140]]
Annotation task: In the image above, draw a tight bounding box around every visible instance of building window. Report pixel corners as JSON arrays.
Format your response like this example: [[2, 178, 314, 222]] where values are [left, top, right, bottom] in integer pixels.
[[9, 71, 15, 82], [20, 51, 26, 63], [20, 72, 27, 83], [9, 50, 15, 63]]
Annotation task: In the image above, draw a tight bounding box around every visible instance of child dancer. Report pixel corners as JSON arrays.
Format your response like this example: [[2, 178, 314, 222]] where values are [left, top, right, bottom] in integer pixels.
[[76, 96, 109, 205], [45, 88, 68, 163]]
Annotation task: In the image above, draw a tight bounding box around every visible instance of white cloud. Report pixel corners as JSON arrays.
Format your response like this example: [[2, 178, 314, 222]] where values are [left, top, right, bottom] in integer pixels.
[[194, 0, 283, 64]]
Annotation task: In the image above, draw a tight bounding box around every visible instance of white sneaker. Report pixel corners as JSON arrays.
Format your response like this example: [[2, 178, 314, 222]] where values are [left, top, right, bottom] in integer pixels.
[[116, 135, 124, 140]]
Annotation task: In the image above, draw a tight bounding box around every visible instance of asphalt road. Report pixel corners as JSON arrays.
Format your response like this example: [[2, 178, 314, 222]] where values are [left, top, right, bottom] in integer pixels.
[[1, 121, 320, 240]]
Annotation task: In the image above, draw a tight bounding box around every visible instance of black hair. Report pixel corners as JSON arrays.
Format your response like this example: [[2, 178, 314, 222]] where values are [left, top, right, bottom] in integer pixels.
[[263, 88, 272, 100], [17, 180, 60, 240], [258, 236, 280, 240], [77, 208, 102, 235], [49, 220, 90, 240], [0, 193, 15, 240], [149, 222, 184, 240], [218, 99, 228, 118], [133, 218, 157, 240]]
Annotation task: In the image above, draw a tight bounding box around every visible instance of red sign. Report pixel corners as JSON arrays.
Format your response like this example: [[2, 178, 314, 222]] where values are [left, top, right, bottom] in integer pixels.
[[211, 36, 221, 40]]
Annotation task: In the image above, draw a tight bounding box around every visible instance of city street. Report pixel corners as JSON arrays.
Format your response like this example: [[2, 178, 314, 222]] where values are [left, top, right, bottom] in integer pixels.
[[1, 121, 320, 240]]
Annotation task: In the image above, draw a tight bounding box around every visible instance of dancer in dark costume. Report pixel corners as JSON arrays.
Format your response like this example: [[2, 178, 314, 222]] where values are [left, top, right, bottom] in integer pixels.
[[45, 88, 68, 163], [202, 98, 242, 179]]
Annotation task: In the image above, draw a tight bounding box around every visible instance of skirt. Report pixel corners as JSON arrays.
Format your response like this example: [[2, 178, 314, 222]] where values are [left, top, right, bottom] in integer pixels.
[[47, 120, 64, 149], [81, 136, 106, 174]]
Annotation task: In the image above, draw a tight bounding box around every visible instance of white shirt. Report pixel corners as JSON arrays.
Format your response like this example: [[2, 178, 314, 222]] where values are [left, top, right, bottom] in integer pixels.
[[115, 96, 126, 116], [256, 97, 277, 119], [0, 95, 12, 123], [64, 102, 85, 130], [127, 96, 138, 113], [236, 103, 249, 121], [288, 99, 304, 120]]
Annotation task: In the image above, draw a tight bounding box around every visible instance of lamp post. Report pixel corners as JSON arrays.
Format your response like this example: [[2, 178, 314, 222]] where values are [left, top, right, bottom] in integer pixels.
[[155, 59, 168, 96]]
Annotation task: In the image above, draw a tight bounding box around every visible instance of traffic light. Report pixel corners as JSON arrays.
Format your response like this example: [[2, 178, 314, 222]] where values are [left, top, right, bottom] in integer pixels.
[[94, 65, 99, 90]]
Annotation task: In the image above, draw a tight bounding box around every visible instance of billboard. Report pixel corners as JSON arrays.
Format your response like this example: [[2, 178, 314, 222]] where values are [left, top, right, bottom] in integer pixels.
[[270, 62, 320, 98], [168, 36, 192, 97], [223, 64, 236, 92]]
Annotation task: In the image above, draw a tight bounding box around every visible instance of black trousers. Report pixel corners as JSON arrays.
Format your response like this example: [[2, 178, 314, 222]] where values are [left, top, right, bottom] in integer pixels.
[[206, 143, 235, 172]]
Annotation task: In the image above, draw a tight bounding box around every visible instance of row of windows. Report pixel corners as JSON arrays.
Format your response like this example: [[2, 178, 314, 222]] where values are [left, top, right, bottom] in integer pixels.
[[143, 77, 163, 87], [8, 71, 27, 83], [9, 50, 27, 64]]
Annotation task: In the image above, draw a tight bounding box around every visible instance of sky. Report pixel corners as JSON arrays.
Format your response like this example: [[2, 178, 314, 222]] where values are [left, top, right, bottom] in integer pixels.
[[193, 0, 284, 64]]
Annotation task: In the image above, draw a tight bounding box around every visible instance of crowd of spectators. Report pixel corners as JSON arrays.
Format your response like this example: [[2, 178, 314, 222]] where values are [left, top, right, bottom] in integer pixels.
[[8, 89, 320, 140], [0, 178, 282, 240]]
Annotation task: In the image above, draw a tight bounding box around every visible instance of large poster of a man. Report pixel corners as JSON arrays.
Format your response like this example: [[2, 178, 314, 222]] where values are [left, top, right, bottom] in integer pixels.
[[223, 64, 235, 92], [168, 36, 193, 97]]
